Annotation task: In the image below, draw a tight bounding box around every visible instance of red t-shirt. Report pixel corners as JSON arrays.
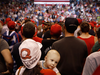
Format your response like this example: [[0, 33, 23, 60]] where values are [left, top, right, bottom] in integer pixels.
[[77, 35, 95, 55]]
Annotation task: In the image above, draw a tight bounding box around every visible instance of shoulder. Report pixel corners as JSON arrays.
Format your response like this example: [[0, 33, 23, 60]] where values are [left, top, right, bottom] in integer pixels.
[[0, 39, 9, 48], [13, 41, 22, 49], [86, 51, 100, 62], [12, 41, 22, 53], [13, 41, 22, 47]]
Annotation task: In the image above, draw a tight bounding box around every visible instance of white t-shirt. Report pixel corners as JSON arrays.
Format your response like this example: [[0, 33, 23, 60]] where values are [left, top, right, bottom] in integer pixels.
[[15, 66, 26, 75]]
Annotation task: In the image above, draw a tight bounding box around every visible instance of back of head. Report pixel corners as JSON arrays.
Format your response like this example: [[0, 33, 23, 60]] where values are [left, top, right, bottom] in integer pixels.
[[50, 24, 62, 37], [7, 21, 16, 30], [65, 17, 79, 33], [19, 39, 42, 69], [89, 22, 94, 29], [25, 18, 31, 23], [22, 22, 35, 38], [5, 18, 11, 24], [80, 22, 90, 33]]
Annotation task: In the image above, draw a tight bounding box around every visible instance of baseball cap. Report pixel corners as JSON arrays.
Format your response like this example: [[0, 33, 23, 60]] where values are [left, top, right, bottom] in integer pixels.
[[5, 18, 11, 23], [40, 69, 56, 75], [50, 24, 62, 36], [7, 21, 16, 29], [19, 39, 42, 69], [89, 22, 94, 28], [77, 18, 82, 25], [65, 17, 79, 33]]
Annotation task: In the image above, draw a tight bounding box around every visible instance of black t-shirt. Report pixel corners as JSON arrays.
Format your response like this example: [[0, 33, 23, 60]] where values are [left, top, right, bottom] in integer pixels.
[[43, 30, 51, 39], [40, 39, 57, 60]]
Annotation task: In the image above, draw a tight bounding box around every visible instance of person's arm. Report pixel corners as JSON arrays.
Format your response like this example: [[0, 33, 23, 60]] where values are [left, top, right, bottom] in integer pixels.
[[94, 36, 98, 43], [1, 49, 13, 74], [57, 72, 61, 75], [82, 56, 96, 75]]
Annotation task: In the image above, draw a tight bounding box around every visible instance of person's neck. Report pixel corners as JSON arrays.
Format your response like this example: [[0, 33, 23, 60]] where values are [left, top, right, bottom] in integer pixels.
[[51, 36, 59, 40], [43, 62, 48, 69], [65, 32, 74, 37], [80, 32, 91, 38], [64, 27, 74, 37], [22, 37, 33, 41]]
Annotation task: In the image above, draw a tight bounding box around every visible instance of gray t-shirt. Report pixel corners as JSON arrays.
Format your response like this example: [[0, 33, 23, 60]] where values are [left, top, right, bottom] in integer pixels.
[[0, 39, 9, 72], [82, 51, 100, 75]]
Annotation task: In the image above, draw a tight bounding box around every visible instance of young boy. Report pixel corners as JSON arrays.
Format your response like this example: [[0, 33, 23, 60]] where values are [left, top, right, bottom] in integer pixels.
[[39, 50, 61, 75]]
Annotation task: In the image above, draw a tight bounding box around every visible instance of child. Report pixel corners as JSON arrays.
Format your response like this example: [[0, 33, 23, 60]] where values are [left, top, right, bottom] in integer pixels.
[[39, 50, 61, 75], [15, 22, 56, 75]]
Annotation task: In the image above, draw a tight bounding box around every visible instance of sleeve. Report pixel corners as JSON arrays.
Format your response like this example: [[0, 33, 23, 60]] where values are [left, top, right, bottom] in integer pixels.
[[15, 66, 26, 75], [82, 56, 97, 75], [53, 67, 59, 74], [0, 39, 9, 52], [15, 68, 20, 75]]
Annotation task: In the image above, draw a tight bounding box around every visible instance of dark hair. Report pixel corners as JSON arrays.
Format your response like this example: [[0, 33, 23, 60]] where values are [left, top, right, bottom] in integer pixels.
[[65, 18, 79, 33], [22, 22, 35, 38], [23, 64, 43, 75], [25, 18, 31, 23], [9, 27, 15, 30], [80, 22, 90, 33], [96, 27, 100, 39]]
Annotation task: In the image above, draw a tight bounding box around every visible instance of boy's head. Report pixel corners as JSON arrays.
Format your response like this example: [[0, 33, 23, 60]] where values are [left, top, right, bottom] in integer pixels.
[[7, 21, 16, 30], [50, 24, 62, 37], [80, 22, 90, 33], [5, 18, 11, 24], [44, 50, 60, 69], [65, 17, 79, 33], [19, 39, 42, 69], [22, 22, 35, 38]]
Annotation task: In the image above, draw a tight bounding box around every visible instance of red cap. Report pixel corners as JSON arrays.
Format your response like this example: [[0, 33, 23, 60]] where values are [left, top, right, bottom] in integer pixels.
[[31, 20, 35, 23], [24, 17, 27, 20], [50, 24, 62, 36], [5, 18, 11, 23], [7, 21, 16, 29], [91, 21, 97, 25], [40, 69, 56, 75], [17, 23, 21, 26], [89, 22, 94, 27], [42, 20, 44, 23], [77, 18, 82, 24]]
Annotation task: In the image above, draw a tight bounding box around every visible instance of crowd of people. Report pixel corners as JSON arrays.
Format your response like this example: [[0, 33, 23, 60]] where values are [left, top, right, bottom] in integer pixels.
[[1, 0, 100, 75]]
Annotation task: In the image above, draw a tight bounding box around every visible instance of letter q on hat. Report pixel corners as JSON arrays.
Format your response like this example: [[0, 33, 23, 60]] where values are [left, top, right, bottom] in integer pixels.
[[19, 39, 42, 69]]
